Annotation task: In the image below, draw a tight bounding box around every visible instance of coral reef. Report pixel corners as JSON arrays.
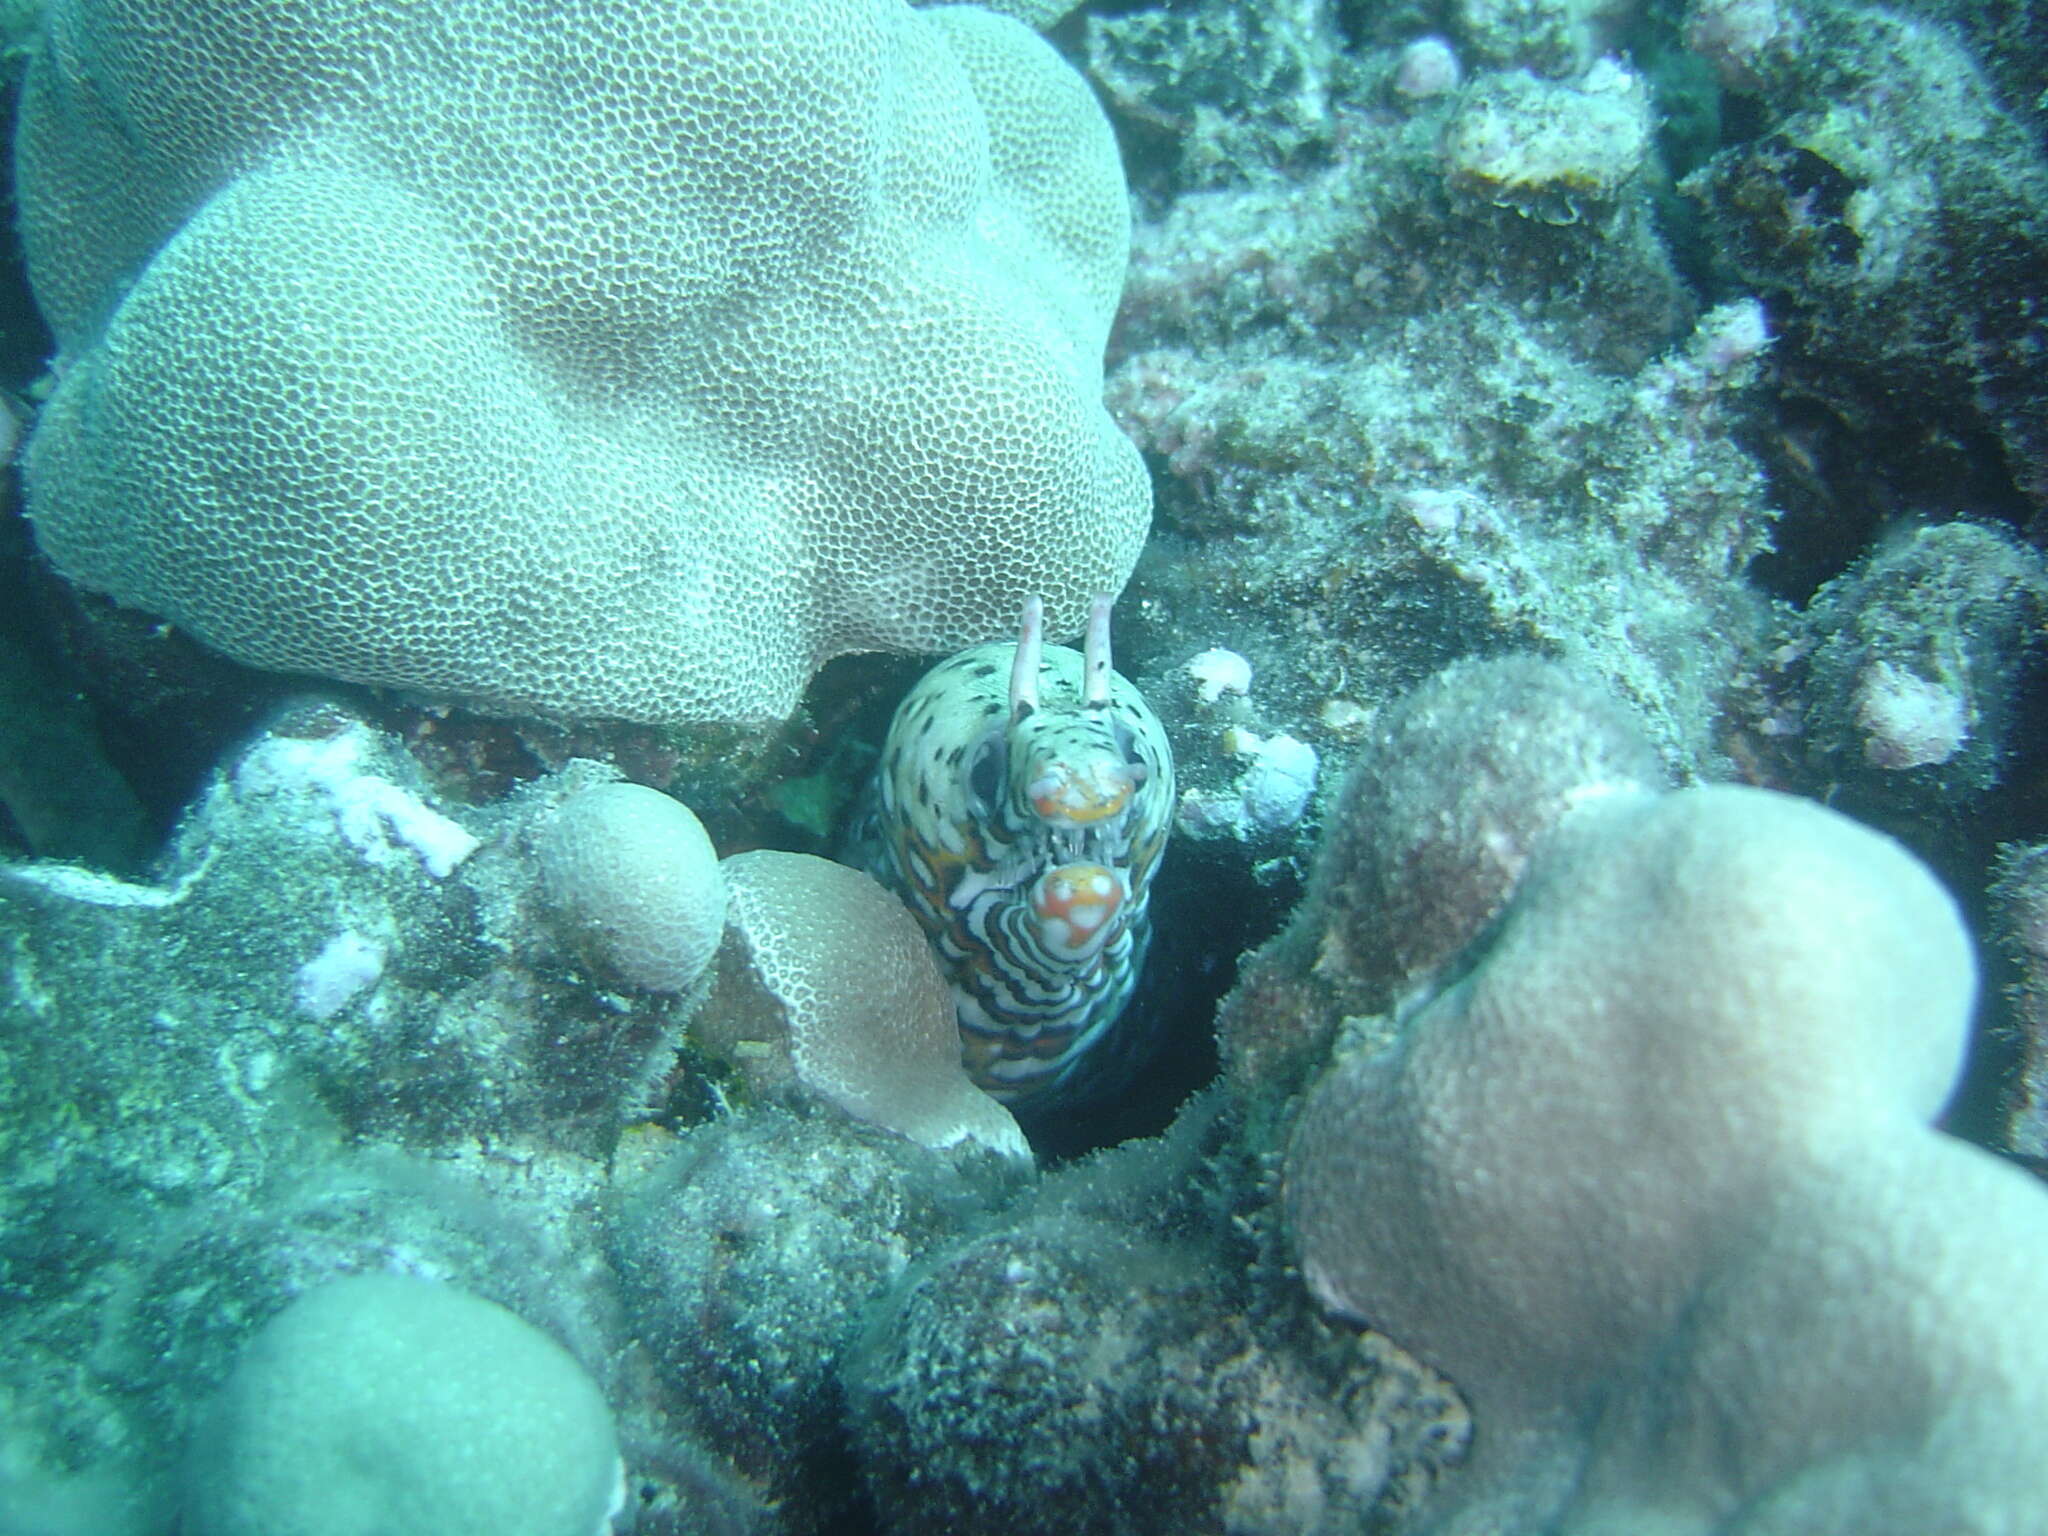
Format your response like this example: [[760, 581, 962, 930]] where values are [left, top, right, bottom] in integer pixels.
[[17, 0, 1145, 725], [1992, 841, 2048, 1160], [5, 0, 2048, 1530], [846, 1105, 1470, 1535], [1277, 659, 2048, 1533], [0, 705, 597, 1156], [1306, 656, 1667, 1001], [704, 851, 1030, 1158], [1798, 521, 2048, 818], [0, 706, 1012, 1534], [185, 1275, 624, 1536], [1177, 726, 1319, 842], [1682, 0, 2048, 513], [537, 781, 728, 996], [609, 1110, 1016, 1528], [1211, 656, 1666, 1107], [1089, 0, 1773, 786], [1440, 61, 1654, 226]]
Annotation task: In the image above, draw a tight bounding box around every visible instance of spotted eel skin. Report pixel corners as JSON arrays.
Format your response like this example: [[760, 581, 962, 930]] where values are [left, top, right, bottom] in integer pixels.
[[850, 596, 1174, 1106]]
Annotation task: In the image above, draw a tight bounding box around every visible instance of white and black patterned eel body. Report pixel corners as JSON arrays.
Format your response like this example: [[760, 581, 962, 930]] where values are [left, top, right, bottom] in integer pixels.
[[851, 596, 1174, 1106]]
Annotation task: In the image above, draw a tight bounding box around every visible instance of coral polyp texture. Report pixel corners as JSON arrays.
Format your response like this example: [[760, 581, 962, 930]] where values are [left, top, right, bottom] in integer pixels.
[[186, 1275, 623, 1536], [704, 850, 1031, 1160], [16, 0, 1148, 725], [536, 781, 727, 995], [1282, 666, 2048, 1534]]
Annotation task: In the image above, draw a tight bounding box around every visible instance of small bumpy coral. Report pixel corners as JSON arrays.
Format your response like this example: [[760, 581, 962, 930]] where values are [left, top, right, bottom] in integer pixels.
[[1801, 522, 2048, 812], [1307, 656, 1666, 1002], [186, 1275, 623, 1536], [698, 850, 1030, 1160], [535, 781, 726, 995], [1440, 60, 1654, 226], [1177, 728, 1320, 841]]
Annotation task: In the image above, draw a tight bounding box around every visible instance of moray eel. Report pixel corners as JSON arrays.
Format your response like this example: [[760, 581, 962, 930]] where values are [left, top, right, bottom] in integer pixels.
[[849, 596, 1174, 1106]]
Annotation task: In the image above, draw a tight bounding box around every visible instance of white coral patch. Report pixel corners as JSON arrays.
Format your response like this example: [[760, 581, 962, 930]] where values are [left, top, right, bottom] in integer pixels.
[[1185, 647, 1253, 705], [295, 931, 388, 1020]]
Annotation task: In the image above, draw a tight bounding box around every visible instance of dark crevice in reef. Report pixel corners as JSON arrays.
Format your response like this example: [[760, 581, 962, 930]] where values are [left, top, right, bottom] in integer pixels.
[[1021, 840, 1282, 1164]]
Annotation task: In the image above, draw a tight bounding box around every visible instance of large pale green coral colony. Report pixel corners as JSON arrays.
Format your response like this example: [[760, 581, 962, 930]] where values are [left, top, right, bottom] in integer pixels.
[[3, 0, 2048, 1532], [19, 0, 1147, 723]]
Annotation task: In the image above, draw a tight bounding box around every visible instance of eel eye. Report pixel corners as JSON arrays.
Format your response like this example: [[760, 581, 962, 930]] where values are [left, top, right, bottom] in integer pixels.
[[1112, 718, 1146, 770], [967, 735, 1006, 809]]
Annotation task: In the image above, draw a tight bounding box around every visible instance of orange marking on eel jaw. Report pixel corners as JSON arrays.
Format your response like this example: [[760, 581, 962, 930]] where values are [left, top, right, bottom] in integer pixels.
[[1028, 762, 1135, 824], [1032, 862, 1124, 942]]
